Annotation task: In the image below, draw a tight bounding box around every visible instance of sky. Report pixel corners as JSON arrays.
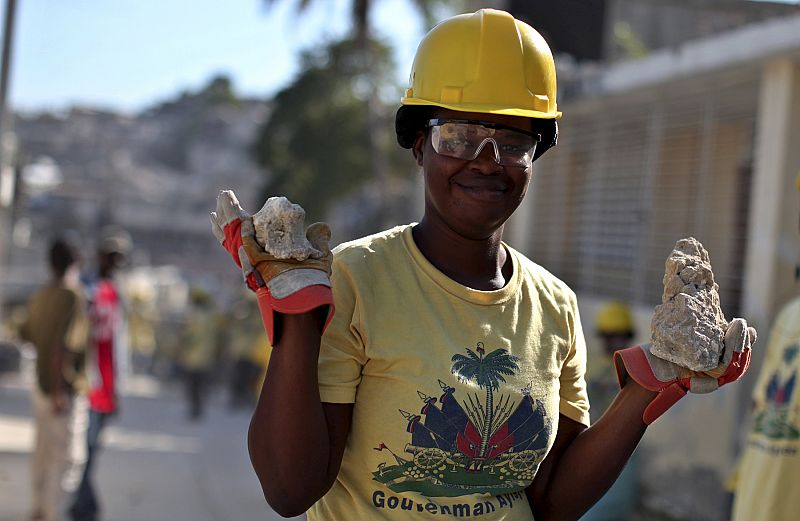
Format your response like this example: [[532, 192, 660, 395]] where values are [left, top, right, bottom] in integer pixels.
[[7, 0, 800, 114], [8, 0, 430, 113]]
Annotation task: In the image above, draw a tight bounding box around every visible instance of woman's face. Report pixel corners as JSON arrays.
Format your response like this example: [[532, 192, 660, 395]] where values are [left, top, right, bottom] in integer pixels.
[[413, 109, 534, 241]]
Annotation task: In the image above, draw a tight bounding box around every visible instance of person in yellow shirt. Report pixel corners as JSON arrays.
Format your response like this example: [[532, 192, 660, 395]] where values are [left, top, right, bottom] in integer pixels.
[[582, 303, 640, 520], [227, 293, 269, 410], [731, 176, 800, 521], [179, 288, 220, 420], [211, 9, 756, 520], [20, 237, 88, 521]]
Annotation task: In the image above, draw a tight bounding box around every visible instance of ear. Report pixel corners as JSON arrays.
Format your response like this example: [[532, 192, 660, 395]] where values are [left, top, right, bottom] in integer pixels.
[[412, 131, 426, 167]]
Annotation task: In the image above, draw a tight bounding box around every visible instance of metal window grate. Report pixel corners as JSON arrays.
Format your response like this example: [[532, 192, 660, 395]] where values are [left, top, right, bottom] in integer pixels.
[[522, 73, 758, 317]]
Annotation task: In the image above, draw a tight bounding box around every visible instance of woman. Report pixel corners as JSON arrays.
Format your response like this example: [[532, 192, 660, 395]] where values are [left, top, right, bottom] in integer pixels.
[[211, 9, 754, 520]]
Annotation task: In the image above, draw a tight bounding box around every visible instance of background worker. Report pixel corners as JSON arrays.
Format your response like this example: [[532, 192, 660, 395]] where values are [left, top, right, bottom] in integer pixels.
[[20, 237, 88, 521], [227, 292, 267, 410], [731, 175, 800, 521], [69, 226, 131, 521], [582, 302, 640, 521], [212, 9, 756, 520], [179, 288, 220, 421]]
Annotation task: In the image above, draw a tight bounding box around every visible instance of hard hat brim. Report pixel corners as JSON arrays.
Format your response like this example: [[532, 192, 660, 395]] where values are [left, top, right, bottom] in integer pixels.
[[401, 97, 562, 120]]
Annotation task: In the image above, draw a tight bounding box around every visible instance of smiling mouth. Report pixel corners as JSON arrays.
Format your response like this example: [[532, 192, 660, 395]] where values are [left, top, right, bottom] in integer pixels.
[[453, 179, 509, 199]]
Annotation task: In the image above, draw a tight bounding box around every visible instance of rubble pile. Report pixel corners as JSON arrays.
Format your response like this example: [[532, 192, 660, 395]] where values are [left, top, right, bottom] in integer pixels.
[[252, 197, 321, 260], [650, 237, 728, 371]]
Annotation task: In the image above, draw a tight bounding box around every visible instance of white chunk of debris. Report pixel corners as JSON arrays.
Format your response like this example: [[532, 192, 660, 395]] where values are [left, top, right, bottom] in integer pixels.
[[650, 237, 729, 371], [252, 197, 321, 260]]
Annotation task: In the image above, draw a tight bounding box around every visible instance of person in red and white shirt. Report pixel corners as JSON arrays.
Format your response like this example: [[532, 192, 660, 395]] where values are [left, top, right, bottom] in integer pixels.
[[69, 227, 130, 521]]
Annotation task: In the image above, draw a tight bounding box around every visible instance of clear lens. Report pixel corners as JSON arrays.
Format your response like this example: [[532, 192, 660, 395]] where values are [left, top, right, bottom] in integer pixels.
[[430, 122, 537, 167]]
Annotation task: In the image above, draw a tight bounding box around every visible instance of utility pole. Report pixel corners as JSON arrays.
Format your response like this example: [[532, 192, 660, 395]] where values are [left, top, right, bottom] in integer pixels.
[[0, 0, 18, 330], [0, 0, 16, 134]]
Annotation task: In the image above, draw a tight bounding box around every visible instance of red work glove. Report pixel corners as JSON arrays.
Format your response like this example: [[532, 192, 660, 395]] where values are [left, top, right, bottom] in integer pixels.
[[210, 190, 335, 345], [210, 190, 263, 292], [614, 318, 757, 424]]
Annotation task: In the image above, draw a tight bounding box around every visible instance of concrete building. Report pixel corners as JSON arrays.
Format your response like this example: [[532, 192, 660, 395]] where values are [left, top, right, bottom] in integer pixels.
[[505, 13, 800, 520]]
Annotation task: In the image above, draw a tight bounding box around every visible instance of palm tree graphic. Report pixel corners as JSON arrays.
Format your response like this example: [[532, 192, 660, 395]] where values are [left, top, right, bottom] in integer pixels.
[[451, 342, 520, 459]]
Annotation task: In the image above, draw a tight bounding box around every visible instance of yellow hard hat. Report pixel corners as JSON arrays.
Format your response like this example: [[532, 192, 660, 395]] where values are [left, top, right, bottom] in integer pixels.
[[595, 302, 635, 335], [401, 9, 561, 119]]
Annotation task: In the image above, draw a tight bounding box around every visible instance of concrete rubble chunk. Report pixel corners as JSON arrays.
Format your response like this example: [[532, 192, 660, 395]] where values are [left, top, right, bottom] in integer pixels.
[[650, 237, 729, 371], [252, 197, 321, 260]]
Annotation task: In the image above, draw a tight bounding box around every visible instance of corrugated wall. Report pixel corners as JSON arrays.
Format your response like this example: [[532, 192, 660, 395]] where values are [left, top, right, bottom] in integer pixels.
[[522, 71, 759, 318], [507, 69, 761, 521]]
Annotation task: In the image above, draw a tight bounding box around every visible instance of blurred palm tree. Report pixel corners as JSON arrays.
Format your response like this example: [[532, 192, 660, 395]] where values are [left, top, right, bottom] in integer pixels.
[[262, 0, 460, 227], [253, 39, 401, 223], [264, 0, 448, 44]]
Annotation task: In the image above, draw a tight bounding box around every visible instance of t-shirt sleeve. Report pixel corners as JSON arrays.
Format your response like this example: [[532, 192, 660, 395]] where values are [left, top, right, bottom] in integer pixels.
[[558, 291, 591, 426], [318, 257, 367, 404]]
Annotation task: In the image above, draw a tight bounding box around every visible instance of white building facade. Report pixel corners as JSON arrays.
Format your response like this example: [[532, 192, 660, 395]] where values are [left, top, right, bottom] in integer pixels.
[[506, 14, 800, 520]]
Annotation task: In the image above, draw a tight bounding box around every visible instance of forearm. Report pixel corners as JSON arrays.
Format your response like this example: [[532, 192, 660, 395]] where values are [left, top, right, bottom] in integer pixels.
[[247, 311, 334, 516], [212, 190, 344, 515], [530, 382, 656, 520]]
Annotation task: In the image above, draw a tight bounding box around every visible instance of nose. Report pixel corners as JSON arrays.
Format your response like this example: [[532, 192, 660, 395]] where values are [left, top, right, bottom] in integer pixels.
[[471, 139, 502, 172]]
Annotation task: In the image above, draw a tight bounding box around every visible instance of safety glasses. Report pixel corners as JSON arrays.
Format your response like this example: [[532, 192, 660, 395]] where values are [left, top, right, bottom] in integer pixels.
[[425, 119, 540, 167]]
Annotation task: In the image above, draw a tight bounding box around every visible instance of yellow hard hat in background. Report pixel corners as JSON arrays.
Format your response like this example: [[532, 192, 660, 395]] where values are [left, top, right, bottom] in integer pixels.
[[189, 286, 213, 307], [596, 301, 635, 335], [99, 225, 133, 256], [401, 9, 561, 120]]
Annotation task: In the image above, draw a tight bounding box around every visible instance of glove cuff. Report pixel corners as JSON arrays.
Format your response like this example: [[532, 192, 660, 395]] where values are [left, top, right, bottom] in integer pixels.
[[614, 345, 687, 425], [256, 286, 335, 346], [267, 268, 331, 299]]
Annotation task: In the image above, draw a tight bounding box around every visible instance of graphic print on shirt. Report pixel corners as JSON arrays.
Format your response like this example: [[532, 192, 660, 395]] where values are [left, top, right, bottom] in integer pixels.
[[372, 342, 553, 497], [753, 342, 800, 441]]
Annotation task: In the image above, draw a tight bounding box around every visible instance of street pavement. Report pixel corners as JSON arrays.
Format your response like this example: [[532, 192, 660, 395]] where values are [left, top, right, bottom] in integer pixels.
[[0, 362, 304, 521]]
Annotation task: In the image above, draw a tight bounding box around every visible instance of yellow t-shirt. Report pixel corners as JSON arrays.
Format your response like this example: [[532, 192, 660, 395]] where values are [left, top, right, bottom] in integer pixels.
[[732, 296, 800, 521], [310, 225, 589, 520], [180, 308, 218, 371]]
